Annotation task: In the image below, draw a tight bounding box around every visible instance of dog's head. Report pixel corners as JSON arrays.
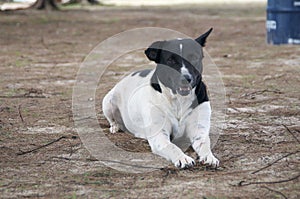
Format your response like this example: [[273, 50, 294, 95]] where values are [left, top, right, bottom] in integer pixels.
[[145, 28, 212, 96]]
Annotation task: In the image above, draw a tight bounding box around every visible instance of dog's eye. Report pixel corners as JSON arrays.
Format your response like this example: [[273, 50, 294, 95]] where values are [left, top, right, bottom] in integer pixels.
[[166, 57, 177, 65], [188, 55, 199, 61]]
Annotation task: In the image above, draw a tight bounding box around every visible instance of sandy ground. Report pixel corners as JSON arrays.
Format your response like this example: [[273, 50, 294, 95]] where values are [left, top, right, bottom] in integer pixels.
[[0, 0, 266, 11], [0, 4, 299, 199]]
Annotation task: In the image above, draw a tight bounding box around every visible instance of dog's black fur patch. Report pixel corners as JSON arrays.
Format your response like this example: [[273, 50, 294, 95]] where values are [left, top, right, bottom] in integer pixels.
[[150, 71, 162, 93], [131, 69, 152, 77], [191, 81, 209, 109]]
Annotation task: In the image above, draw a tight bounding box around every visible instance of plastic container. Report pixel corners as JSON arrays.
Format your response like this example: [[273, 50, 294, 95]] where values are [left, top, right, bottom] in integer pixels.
[[266, 0, 300, 45]]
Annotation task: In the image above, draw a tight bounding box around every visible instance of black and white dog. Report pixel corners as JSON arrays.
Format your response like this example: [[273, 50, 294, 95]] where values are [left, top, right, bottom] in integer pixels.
[[102, 28, 219, 168]]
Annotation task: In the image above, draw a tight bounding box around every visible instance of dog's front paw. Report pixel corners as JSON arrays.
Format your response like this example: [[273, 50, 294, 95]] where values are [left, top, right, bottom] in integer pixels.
[[174, 154, 195, 169], [199, 153, 219, 168]]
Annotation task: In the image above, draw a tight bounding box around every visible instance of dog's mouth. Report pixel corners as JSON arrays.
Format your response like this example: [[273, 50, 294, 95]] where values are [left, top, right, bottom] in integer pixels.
[[176, 85, 192, 96]]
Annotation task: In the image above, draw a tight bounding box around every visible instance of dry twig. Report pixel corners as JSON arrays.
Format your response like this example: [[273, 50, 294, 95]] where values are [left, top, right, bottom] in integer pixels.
[[0, 94, 45, 98], [282, 124, 300, 144], [251, 150, 300, 174], [240, 89, 282, 98], [237, 173, 300, 186], [262, 186, 288, 199], [17, 136, 66, 155], [18, 104, 24, 123]]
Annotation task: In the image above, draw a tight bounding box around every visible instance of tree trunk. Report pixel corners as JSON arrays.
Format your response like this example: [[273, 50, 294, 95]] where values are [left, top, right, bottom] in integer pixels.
[[30, 0, 59, 10], [87, 0, 101, 5]]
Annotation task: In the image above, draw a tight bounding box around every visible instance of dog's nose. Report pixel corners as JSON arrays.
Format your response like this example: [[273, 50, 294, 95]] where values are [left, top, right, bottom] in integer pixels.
[[182, 74, 192, 83]]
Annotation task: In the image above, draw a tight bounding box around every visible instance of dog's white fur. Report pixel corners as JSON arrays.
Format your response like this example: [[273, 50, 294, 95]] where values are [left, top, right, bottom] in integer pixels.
[[102, 69, 219, 168]]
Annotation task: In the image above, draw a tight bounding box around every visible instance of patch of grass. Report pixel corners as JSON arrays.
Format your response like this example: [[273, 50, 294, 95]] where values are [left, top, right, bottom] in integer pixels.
[[64, 193, 77, 199], [6, 89, 18, 97], [60, 3, 84, 10], [71, 171, 115, 186], [103, 18, 120, 24], [37, 16, 50, 24], [60, 2, 114, 10], [32, 15, 65, 25], [22, 107, 29, 114], [15, 59, 29, 68], [71, 193, 77, 199], [31, 112, 40, 118], [0, 130, 13, 139], [15, 51, 21, 56], [242, 74, 257, 88], [98, 190, 122, 199], [203, 197, 227, 199], [61, 89, 73, 98]]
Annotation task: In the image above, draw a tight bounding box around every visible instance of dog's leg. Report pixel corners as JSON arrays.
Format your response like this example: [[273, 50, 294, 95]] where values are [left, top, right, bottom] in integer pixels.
[[186, 102, 219, 167], [147, 131, 195, 169], [102, 90, 120, 133], [192, 134, 219, 167]]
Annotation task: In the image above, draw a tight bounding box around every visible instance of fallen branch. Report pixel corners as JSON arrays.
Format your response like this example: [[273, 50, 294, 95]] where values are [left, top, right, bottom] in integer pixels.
[[282, 124, 300, 144], [0, 89, 46, 99], [251, 150, 300, 174], [17, 136, 66, 155], [0, 95, 45, 98], [237, 173, 300, 186], [262, 186, 288, 199], [240, 89, 282, 98]]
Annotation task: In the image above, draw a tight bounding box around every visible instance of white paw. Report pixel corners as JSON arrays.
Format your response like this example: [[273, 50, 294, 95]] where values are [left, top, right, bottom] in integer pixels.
[[199, 153, 219, 168], [109, 123, 119, 134], [174, 154, 195, 169]]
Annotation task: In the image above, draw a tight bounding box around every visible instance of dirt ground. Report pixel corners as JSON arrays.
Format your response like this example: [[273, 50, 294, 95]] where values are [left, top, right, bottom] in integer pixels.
[[0, 3, 299, 198]]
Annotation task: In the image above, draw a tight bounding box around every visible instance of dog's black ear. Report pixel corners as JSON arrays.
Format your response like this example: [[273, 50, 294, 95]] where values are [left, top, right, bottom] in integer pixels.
[[195, 28, 213, 47], [145, 41, 164, 63]]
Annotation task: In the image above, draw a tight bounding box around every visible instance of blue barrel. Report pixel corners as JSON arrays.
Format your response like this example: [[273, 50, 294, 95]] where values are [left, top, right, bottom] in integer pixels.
[[266, 0, 300, 45]]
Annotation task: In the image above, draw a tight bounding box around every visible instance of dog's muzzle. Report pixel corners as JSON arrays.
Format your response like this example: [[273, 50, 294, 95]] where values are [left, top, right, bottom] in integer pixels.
[[176, 75, 193, 96]]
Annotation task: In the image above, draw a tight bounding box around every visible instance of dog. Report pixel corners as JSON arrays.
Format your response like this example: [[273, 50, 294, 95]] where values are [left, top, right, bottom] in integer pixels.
[[102, 28, 219, 169]]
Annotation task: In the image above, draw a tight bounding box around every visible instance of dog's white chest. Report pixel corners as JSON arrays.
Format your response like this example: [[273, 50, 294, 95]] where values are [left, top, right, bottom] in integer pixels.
[[168, 96, 193, 120], [163, 94, 195, 138]]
